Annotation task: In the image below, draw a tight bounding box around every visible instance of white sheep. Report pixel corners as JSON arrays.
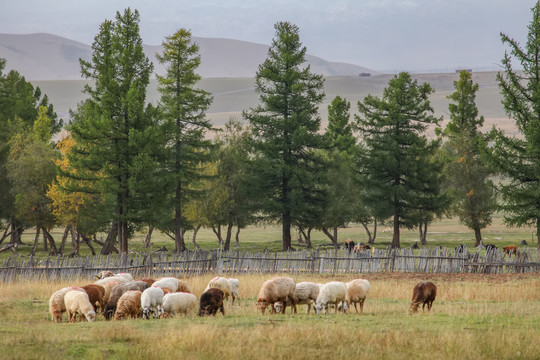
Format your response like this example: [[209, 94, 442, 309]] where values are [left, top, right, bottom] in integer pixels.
[[161, 292, 197, 318], [314, 281, 348, 315], [344, 279, 370, 314], [227, 278, 240, 304], [204, 277, 232, 303], [96, 271, 134, 281], [141, 286, 165, 319], [64, 290, 96, 322], [257, 277, 297, 315], [48, 286, 86, 322], [152, 277, 190, 293], [274, 281, 320, 314], [94, 276, 130, 286]]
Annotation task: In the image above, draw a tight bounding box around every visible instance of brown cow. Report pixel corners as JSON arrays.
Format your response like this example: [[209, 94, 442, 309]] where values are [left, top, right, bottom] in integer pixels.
[[503, 246, 517, 256], [410, 281, 437, 314]]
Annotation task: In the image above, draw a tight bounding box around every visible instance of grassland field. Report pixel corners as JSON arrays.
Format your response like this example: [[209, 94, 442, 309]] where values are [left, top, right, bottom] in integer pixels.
[[0, 272, 538, 360]]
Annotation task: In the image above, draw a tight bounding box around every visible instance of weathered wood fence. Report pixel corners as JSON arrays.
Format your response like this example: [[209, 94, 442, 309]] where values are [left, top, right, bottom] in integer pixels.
[[0, 247, 538, 282]]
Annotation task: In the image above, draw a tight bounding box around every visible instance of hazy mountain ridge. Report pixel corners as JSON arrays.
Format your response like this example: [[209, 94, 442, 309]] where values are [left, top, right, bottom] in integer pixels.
[[0, 33, 374, 80]]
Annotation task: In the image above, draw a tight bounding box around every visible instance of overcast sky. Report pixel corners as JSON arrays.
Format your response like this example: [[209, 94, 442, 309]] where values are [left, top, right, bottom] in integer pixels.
[[0, 0, 536, 72]]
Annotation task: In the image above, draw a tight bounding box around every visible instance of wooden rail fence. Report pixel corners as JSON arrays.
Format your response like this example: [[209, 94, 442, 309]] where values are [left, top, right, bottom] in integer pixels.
[[0, 247, 538, 282]]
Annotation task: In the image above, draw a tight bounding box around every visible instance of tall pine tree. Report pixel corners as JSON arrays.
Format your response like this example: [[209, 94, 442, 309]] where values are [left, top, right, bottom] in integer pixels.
[[356, 72, 442, 248], [243, 22, 325, 251], [485, 3, 540, 254], [443, 71, 495, 246], [156, 29, 213, 253], [66, 8, 156, 254]]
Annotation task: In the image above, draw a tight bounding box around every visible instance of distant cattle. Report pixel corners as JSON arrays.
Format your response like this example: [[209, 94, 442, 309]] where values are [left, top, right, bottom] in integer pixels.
[[503, 245, 517, 256], [344, 239, 355, 253], [485, 244, 498, 253], [354, 243, 371, 253], [454, 244, 466, 255]]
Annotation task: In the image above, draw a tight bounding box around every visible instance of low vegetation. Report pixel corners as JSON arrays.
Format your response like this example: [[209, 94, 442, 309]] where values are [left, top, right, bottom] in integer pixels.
[[0, 273, 538, 359]]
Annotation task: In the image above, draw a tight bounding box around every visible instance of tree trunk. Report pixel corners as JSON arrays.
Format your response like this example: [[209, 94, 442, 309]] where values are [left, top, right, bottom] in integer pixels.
[[101, 223, 118, 255], [80, 234, 96, 255], [9, 219, 23, 245], [59, 226, 70, 255], [223, 222, 234, 251], [0, 224, 12, 246], [282, 213, 292, 251], [322, 227, 339, 249], [144, 225, 154, 248], [30, 227, 41, 256], [42, 230, 48, 251], [472, 226, 482, 247], [419, 220, 428, 245], [299, 227, 312, 249], [392, 212, 401, 248], [70, 226, 80, 257], [212, 226, 223, 245], [118, 221, 129, 255], [42, 228, 58, 256], [192, 224, 201, 250], [235, 227, 241, 248]]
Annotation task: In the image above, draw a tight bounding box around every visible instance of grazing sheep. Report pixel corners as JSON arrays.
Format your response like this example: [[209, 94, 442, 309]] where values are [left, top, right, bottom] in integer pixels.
[[274, 281, 320, 314], [198, 288, 225, 316], [344, 279, 370, 314], [100, 281, 121, 308], [104, 281, 149, 320], [257, 277, 296, 315], [94, 276, 130, 287], [81, 284, 106, 313], [96, 271, 134, 281], [64, 290, 96, 323], [48, 286, 85, 323], [114, 290, 142, 320], [314, 281, 348, 315], [227, 278, 240, 305], [161, 287, 174, 295], [141, 286, 165, 319], [152, 277, 190, 293], [344, 239, 355, 253], [161, 292, 197, 318], [137, 277, 156, 287], [410, 281, 437, 314], [204, 277, 232, 303]]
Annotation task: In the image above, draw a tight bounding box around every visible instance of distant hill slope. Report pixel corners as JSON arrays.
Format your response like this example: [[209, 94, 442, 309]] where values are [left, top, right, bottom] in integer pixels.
[[0, 33, 374, 80]]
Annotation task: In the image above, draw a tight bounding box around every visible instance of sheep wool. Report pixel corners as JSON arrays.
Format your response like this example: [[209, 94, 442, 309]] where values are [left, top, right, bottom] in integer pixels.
[[64, 290, 96, 322], [314, 281, 347, 315], [141, 286, 165, 319], [257, 276, 296, 315], [161, 292, 197, 318], [49, 286, 85, 323]]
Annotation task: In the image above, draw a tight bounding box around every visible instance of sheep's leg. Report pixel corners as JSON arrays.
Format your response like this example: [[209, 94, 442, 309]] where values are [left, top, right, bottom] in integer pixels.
[[220, 304, 225, 316]]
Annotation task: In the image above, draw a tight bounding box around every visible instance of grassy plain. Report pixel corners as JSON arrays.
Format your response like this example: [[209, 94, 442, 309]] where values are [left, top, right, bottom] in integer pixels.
[[0, 273, 538, 360]]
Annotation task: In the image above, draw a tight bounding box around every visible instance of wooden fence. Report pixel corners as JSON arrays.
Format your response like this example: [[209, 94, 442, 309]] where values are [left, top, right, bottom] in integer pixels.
[[0, 247, 538, 282]]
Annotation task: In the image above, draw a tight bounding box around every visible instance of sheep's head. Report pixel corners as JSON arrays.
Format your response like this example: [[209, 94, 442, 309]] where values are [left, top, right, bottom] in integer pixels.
[[273, 302, 283, 313], [314, 303, 325, 315], [85, 310, 96, 322], [257, 300, 269, 314], [410, 302, 420, 314], [342, 302, 348, 314], [142, 307, 150, 319], [96, 270, 114, 279]]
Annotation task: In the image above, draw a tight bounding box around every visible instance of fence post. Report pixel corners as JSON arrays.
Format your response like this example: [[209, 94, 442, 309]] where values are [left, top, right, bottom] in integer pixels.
[[390, 250, 396, 272]]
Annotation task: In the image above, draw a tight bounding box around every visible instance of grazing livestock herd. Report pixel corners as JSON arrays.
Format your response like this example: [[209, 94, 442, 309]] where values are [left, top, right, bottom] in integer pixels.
[[49, 270, 437, 323]]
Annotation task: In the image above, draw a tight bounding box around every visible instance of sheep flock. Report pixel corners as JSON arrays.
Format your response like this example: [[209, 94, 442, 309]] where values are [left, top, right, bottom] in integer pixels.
[[49, 272, 435, 323]]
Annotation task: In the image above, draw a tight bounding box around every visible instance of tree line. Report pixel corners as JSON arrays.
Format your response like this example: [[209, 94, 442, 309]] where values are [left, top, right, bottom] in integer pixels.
[[1, 5, 540, 256]]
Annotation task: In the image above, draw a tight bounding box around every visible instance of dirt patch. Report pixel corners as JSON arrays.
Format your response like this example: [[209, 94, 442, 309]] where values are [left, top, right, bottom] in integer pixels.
[[317, 272, 538, 283]]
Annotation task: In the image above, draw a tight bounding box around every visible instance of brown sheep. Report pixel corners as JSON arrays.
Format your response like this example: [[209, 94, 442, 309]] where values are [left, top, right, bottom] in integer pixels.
[[114, 290, 142, 320], [410, 281, 437, 314], [257, 277, 296, 315], [104, 281, 149, 320], [198, 288, 225, 316], [137, 277, 156, 287], [161, 287, 174, 295], [81, 284, 106, 313]]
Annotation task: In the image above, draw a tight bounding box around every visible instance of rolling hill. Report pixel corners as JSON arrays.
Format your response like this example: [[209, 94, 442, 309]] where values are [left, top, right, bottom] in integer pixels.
[[0, 33, 374, 80]]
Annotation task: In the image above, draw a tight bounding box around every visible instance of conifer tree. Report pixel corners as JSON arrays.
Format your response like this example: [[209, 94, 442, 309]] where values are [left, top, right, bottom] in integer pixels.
[[66, 8, 156, 254], [356, 72, 443, 248], [443, 71, 495, 246], [156, 28, 213, 253], [243, 22, 325, 251], [485, 3, 540, 254]]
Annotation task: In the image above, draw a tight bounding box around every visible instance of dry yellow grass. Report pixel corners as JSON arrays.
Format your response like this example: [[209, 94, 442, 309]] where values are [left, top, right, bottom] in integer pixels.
[[0, 273, 538, 360]]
